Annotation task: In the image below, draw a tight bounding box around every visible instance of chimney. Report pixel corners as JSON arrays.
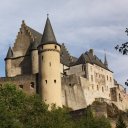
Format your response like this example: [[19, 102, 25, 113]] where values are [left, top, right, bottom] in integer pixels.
[[89, 49, 94, 56]]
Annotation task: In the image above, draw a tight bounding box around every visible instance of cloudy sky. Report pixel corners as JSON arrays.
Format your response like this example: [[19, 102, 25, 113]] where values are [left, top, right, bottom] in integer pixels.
[[0, 0, 128, 89]]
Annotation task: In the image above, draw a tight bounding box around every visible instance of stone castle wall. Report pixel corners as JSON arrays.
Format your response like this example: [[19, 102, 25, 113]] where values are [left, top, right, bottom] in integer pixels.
[[61, 74, 87, 110], [0, 75, 37, 94]]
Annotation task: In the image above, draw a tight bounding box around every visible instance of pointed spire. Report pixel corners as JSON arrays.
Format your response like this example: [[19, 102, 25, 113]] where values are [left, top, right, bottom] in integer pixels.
[[104, 52, 108, 68], [5, 47, 13, 59], [40, 16, 57, 45]]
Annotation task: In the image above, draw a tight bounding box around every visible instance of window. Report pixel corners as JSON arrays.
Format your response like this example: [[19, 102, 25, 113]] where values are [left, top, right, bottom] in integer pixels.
[[97, 85, 99, 91], [54, 80, 56, 83], [110, 77, 112, 82], [30, 82, 34, 88], [82, 65, 85, 71], [42, 56, 43, 61], [45, 80, 47, 84], [19, 85, 23, 89], [91, 75, 93, 81], [107, 75, 108, 80], [55, 45, 57, 49], [49, 62, 51, 67], [102, 87, 104, 92]]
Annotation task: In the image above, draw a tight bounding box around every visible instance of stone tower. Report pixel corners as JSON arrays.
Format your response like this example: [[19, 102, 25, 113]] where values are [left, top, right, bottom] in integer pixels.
[[5, 47, 13, 77], [31, 42, 39, 74], [38, 17, 62, 107]]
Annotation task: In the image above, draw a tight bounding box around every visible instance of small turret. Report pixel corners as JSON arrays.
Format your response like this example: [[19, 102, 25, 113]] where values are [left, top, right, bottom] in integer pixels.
[[5, 47, 13, 77], [38, 16, 62, 108], [5, 47, 13, 60], [31, 42, 39, 74], [104, 53, 108, 68]]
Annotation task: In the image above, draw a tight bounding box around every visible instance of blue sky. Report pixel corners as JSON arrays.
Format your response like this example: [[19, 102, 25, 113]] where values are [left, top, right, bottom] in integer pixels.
[[0, 0, 128, 89]]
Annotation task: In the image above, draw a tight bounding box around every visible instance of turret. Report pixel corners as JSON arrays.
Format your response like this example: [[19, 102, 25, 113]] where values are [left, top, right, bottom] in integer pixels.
[[5, 47, 13, 77], [38, 16, 62, 107], [104, 53, 108, 68], [31, 42, 39, 74]]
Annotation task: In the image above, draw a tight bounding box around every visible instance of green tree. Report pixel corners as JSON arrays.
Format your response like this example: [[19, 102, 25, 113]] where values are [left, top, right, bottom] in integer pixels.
[[74, 107, 111, 128], [116, 114, 127, 128], [0, 83, 74, 128]]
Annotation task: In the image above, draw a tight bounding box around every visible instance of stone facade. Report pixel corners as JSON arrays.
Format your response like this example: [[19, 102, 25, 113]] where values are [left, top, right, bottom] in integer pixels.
[[1, 17, 128, 111]]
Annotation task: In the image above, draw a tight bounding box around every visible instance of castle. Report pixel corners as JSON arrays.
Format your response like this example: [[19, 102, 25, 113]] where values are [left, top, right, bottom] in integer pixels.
[[0, 17, 128, 111]]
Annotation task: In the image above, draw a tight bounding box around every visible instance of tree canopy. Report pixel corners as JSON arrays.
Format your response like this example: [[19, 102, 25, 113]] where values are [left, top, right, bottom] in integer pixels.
[[0, 83, 112, 128]]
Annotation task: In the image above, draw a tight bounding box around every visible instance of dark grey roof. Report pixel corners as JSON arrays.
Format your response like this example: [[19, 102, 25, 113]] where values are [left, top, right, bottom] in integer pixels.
[[31, 42, 38, 50], [74, 49, 112, 72], [60, 43, 77, 66], [5, 47, 13, 59], [40, 17, 57, 45], [27, 26, 42, 44]]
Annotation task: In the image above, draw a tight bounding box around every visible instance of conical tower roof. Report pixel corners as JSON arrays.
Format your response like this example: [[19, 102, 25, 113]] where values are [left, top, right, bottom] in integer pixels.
[[5, 47, 13, 59], [40, 17, 57, 45]]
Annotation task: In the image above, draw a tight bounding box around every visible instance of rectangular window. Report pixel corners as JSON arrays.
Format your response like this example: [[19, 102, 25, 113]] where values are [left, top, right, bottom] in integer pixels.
[[91, 75, 93, 81]]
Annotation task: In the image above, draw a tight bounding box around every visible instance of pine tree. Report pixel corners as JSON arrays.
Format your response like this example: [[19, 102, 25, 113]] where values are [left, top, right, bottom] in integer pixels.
[[116, 114, 127, 128]]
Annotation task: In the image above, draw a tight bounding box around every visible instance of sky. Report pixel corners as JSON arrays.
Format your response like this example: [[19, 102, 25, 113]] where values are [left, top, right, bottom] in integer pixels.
[[0, 0, 128, 89]]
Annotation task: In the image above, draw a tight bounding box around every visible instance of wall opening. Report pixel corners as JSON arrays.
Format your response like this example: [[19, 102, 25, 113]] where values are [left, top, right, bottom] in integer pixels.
[[55, 45, 57, 49], [30, 82, 34, 88], [49, 62, 51, 67], [19, 85, 23, 89], [54, 80, 56, 83], [91, 75, 93, 81], [42, 56, 43, 61], [97, 85, 99, 91], [45, 80, 47, 84], [102, 87, 104, 92]]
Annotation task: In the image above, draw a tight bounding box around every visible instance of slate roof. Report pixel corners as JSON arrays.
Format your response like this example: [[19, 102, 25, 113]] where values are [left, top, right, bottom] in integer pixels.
[[27, 26, 42, 43], [74, 49, 112, 72], [40, 17, 58, 45], [5, 47, 13, 59], [60, 43, 77, 66]]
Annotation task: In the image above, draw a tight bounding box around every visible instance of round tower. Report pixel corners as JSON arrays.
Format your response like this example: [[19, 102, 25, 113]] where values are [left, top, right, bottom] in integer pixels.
[[38, 17, 62, 107], [31, 42, 39, 74], [5, 47, 13, 77]]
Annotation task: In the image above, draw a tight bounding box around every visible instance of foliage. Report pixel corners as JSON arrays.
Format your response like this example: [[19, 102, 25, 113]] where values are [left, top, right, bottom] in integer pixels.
[[116, 114, 127, 128], [74, 107, 111, 128], [0, 83, 112, 128], [0, 83, 74, 128], [115, 28, 128, 55]]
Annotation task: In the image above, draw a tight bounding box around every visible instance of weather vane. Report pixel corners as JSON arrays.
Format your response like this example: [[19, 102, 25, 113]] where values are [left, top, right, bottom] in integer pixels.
[[47, 13, 49, 18]]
